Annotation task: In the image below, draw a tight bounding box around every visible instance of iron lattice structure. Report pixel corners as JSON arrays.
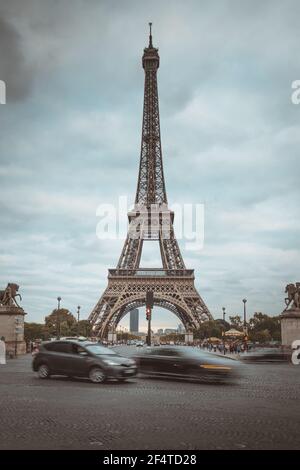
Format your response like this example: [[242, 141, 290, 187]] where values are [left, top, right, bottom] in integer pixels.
[[89, 27, 212, 338]]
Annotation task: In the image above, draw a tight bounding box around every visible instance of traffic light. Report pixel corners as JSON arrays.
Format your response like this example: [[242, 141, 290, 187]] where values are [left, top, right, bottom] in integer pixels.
[[146, 290, 153, 321], [146, 307, 151, 320]]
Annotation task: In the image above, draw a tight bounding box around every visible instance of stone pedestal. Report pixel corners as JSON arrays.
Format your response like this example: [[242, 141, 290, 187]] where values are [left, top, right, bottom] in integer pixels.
[[280, 309, 300, 347], [0, 306, 27, 356]]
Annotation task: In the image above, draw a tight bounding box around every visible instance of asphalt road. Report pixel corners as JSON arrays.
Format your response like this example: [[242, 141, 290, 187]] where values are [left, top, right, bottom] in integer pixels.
[[0, 347, 300, 450]]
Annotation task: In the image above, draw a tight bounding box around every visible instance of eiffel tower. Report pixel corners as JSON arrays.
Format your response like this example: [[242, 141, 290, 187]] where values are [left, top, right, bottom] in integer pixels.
[[89, 25, 212, 338]]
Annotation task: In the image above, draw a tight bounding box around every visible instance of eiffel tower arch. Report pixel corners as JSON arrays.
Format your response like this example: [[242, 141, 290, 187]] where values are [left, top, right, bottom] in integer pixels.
[[89, 25, 213, 338]]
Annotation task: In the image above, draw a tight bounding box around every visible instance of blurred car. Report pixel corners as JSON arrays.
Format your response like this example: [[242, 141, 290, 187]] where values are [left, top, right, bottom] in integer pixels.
[[239, 347, 291, 363], [136, 341, 144, 347], [133, 346, 240, 382], [60, 336, 88, 341], [32, 340, 137, 383]]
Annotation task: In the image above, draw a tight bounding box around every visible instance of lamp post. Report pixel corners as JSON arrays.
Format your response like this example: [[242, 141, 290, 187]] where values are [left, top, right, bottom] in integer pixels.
[[222, 307, 226, 322], [146, 291, 154, 346], [77, 305, 81, 337], [222, 307, 226, 355], [243, 298, 248, 351], [57, 296, 61, 339], [243, 299, 247, 328]]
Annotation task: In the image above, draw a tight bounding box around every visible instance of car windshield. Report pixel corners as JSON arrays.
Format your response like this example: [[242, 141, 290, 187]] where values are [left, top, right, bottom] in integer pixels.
[[85, 344, 117, 356]]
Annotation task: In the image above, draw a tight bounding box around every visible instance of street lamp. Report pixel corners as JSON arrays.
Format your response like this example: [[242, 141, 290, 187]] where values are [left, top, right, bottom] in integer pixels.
[[242, 299, 247, 328], [243, 298, 248, 351], [146, 290, 154, 346], [57, 296, 61, 339], [77, 305, 81, 337], [222, 307, 226, 322], [222, 307, 226, 355]]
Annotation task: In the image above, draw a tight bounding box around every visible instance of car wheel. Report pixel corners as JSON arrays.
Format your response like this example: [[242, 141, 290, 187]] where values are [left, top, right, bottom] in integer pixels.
[[37, 364, 51, 379], [89, 367, 106, 384]]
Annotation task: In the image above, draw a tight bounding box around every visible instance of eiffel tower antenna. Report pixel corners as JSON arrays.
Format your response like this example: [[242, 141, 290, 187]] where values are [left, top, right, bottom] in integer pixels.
[[149, 22, 153, 48], [89, 29, 212, 339]]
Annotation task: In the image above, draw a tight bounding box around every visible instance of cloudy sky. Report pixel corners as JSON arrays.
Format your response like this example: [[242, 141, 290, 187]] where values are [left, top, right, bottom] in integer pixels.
[[0, 0, 299, 331]]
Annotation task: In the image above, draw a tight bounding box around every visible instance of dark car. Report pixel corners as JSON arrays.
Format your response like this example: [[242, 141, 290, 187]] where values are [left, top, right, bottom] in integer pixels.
[[32, 340, 137, 383], [134, 346, 240, 382], [239, 347, 291, 363]]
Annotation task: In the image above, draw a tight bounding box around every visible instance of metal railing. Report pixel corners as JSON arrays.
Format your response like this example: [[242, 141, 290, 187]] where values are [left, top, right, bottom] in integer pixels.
[[108, 268, 194, 278]]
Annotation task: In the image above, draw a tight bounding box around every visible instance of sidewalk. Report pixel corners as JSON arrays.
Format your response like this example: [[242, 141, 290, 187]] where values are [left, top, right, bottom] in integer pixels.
[[0, 353, 31, 372]]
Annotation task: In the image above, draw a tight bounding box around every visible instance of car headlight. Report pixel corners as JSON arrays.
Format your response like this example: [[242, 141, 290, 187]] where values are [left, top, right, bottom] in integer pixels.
[[103, 359, 119, 366]]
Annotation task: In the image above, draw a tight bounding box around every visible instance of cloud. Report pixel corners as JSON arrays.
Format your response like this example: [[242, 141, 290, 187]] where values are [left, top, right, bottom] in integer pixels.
[[0, 16, 33, 101], [0, 0, 299, 326]]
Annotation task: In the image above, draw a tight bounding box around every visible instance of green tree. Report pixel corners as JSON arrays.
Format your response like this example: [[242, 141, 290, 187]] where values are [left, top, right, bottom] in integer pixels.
[[215, 319, 230, 330], [251, 329, 272, 343], [161, 333, 185, 343], [248, 312, 281, 342], [116, 332, 140, 341], [229, 315, 243, 330], [24, 322, 49, 342], [193, 320, 223, 340], [45, 308, 77, 337], [77, 320, 92, 337]]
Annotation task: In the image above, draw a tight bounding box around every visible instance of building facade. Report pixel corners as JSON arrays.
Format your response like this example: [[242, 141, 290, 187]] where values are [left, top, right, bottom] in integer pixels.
[[129, 309, 139, 333]]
